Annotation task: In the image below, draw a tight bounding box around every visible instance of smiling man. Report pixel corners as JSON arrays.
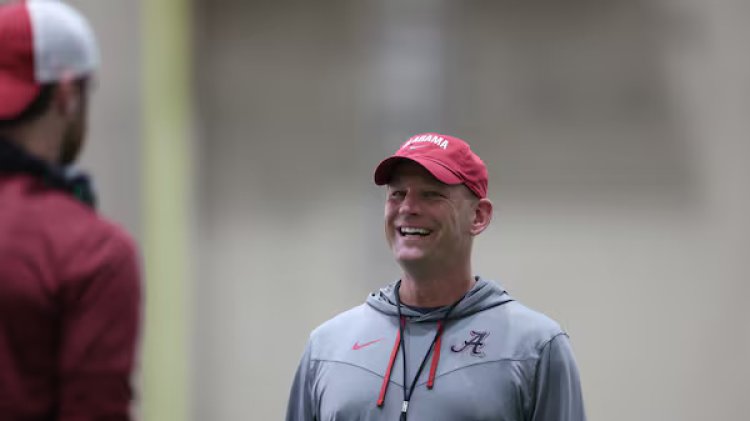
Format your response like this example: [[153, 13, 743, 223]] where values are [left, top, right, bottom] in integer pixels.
[[287, 133, 586, 421]]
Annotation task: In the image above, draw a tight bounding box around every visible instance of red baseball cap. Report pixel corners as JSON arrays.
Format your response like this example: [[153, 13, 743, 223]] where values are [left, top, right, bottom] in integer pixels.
[[374, 132, 489, 198], [0, 0, 99, 120]]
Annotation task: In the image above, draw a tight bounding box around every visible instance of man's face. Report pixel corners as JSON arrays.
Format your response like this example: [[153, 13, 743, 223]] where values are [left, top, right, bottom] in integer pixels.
[[385, 161, 479, 271], [59, 79, 89, 165]]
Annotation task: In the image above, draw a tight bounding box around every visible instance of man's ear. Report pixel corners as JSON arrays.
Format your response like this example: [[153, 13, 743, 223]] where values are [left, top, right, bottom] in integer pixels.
[[470, 198, 493, 236], [53, 73, 80, 116]]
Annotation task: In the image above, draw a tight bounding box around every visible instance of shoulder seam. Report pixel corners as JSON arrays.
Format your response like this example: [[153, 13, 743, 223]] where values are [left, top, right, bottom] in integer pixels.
[[538, 331, 568, 353]]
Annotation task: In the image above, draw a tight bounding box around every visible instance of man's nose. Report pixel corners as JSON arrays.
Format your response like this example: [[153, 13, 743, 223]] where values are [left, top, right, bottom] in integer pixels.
[[399, 191, 422, 214]]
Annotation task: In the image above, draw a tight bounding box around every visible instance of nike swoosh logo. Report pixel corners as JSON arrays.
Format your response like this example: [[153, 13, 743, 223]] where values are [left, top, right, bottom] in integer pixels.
[[352, 338, 384, 350]]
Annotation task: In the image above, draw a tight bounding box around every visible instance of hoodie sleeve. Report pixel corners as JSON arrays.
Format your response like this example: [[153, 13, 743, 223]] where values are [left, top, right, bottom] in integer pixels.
[[58, 232, 141, 420], [530, 333, 586, 421], [286, 341, 317, 421]]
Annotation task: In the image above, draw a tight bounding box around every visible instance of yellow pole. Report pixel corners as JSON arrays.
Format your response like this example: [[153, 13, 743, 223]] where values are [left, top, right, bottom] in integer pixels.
[[141, 0, 192, 419]]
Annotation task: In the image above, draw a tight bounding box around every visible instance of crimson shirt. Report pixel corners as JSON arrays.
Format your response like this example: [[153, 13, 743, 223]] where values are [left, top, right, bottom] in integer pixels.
[[0, 174, 141, 420]]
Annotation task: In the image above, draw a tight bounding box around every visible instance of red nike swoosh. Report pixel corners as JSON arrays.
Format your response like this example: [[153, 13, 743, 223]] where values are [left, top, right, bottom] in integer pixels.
[[352, 338, 384, 350]]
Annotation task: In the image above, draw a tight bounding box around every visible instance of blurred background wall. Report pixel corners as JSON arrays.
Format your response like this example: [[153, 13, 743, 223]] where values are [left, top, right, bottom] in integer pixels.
[[69, 0, 749, 419]]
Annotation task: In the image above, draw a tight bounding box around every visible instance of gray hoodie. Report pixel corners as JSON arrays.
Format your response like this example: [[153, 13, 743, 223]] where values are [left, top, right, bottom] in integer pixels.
[[286, 278, 586, 421]]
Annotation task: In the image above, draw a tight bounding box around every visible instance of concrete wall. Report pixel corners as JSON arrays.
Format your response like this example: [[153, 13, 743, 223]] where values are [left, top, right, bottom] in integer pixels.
[[71, 0, 142, 237], [63, 0, 749, 419], [193, 1, 749, 420]]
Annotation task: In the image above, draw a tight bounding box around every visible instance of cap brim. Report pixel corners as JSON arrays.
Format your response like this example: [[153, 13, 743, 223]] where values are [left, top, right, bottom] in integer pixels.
[[0, 74, 40, 120], [374, 156, 463, 186]]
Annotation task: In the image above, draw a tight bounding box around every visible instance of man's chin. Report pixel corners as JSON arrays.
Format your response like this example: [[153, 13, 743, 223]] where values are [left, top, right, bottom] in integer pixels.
[[394, 250, 430, 268]]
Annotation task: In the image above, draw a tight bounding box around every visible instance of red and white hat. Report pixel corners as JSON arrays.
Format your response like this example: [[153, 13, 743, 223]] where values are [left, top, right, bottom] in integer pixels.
[[374, 132, 489, 198], [0, 0, 99, 120]]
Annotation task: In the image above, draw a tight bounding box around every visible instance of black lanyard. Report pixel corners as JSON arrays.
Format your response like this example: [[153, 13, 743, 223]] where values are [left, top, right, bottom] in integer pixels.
[[394, 281, 465, 421]]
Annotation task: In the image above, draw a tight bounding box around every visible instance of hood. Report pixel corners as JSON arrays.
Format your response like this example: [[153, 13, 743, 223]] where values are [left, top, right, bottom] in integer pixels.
[[366, 277, 514, 322]]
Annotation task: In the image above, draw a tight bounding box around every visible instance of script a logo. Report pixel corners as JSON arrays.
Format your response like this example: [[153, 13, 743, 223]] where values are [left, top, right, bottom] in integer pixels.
[[451, 330, 489, 357]]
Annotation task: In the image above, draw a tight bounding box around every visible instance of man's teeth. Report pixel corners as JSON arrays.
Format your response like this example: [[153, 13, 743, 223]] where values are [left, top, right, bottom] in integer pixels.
[[400, 227, 431, 236]]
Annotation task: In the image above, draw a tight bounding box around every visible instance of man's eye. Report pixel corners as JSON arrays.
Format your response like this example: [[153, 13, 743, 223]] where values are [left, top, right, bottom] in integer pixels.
[[424, 191, 444, 198], [390, 190, 406, 199]]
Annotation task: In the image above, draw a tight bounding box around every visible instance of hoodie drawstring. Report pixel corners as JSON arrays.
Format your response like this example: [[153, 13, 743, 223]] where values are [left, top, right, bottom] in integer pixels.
[[427, 320, 443, 389], [377, 326, 401, 406], [376, 282, 465, 420]]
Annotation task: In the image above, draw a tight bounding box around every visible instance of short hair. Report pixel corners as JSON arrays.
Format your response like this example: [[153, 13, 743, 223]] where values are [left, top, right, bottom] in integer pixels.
[[0, 84, 56, 129]]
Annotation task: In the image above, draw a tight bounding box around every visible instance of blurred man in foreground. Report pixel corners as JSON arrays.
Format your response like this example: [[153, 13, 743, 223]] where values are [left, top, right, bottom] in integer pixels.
[[0, 1, 141, 419]]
